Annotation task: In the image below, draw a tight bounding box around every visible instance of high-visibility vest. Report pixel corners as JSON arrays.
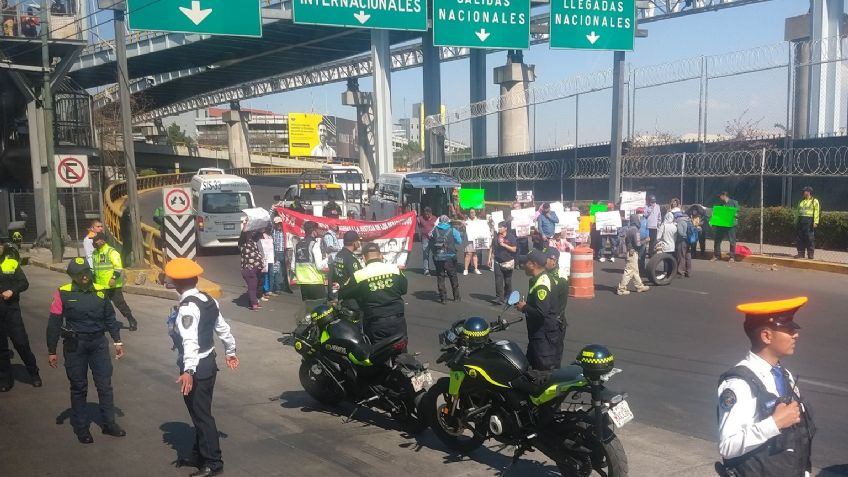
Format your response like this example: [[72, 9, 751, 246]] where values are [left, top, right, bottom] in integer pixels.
[[798, 198, 820, 225], [92, 244, 123, 288], [0, 257, 19, 274], [294, 239, 323, 285]]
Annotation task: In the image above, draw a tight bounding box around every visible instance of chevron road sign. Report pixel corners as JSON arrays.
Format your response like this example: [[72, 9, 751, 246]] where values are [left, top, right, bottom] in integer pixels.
[[164, 215, 197, 260]]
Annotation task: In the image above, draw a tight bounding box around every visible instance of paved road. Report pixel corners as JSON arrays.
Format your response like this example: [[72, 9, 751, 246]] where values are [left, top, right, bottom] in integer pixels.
[[139, 178, 848, 474]]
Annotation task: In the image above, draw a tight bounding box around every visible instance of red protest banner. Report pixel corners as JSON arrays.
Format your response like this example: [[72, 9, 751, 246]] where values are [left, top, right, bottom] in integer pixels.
[[277, 208, 416, 268]]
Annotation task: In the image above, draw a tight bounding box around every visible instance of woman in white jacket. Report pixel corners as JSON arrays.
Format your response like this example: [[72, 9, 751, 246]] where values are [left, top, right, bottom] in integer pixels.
[[656, 212, 677, 254]]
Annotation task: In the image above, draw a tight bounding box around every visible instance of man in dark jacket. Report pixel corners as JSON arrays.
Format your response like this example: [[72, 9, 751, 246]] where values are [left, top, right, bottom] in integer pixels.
[[712, 191, 740, 262], [339, 243, 408, 343], [516, 250, 562, 371], [0, 243, 40, 391], [333, 231, 363, 311]]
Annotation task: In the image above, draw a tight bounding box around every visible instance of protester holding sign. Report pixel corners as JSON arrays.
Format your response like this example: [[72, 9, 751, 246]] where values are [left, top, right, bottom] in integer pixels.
[[463, 209, 485, 275], [711, 192, 739, 262], [536, 203, 559, 240]]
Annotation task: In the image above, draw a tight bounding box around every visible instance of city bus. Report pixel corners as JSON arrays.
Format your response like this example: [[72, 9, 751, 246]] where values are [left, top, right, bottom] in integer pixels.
[[367, 171, 460, 221]]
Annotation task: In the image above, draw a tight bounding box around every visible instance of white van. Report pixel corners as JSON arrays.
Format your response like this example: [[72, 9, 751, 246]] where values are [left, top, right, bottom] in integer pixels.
[[367, 171, 460, 221], [190, 174, 255, 249], [320, 165, 367, 204], [196, 167, 226, 176]]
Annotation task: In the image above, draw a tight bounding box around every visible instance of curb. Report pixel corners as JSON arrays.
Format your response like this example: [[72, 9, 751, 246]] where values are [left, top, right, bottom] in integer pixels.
[[24, 256, 224, 300], [698, 250, 848, 275]]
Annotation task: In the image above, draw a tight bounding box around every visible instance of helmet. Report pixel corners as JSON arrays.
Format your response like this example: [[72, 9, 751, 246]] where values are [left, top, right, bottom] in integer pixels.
[[576, 344, 615, 380], [308, 304, 337, 324], [462, 317, 490, 347]]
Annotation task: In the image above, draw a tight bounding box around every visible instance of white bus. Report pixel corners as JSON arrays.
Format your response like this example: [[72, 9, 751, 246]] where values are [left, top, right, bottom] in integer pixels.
[[367, 171, 460, 221], [190, 174, 255, 249]]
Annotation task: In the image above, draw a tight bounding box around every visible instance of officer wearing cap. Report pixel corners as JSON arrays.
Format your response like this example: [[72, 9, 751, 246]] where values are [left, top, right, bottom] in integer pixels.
[[339, 242, 408, 343], [0, 242, 40, 392], [795, 187, 820, 260], [516, 250, 562, 371], [91, 232, 138, 331], [165, 258, 238, 477], [332, 231, 363, 306], [717, 297, 815, 477], [46, 257, 126, 444], [543, 246, 568, 359]]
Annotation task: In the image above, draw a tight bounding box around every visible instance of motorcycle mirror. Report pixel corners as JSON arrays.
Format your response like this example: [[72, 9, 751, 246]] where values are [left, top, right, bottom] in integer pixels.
[[507, 290, 520, 306]]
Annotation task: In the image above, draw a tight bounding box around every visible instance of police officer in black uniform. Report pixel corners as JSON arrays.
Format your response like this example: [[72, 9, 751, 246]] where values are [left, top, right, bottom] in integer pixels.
[[717, 297, 815, 477], [165, 258, 238, 477], [332, 231, 362, 308], [543, 246, 568, 361], [0, 243, 40, 391], [516, 250, 562, 371], [339, 242, 408, 343], [46, 257, 126, 444]]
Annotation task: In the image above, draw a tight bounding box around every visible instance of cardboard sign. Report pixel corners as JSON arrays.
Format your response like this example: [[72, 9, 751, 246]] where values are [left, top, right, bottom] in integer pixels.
[[510, 207, 536, 237], [465, 219, 491, 248], [620, 191, 646, 212], [491, 210, 505, 227], [561, 211, 581, 239]]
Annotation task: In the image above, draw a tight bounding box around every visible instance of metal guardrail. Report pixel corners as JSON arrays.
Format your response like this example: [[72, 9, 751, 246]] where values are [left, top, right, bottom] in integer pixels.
[[103, 167, 311, 269]]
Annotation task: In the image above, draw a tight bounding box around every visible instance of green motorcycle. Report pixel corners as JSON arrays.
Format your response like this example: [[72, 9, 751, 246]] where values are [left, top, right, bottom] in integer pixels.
[[423, 291, 631, 476]]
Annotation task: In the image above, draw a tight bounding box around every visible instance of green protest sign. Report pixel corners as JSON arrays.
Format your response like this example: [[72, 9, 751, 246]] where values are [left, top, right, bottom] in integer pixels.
[[710, 206, 738, 228], [459, 188, 485, 209], [589, 203, 608, 217]]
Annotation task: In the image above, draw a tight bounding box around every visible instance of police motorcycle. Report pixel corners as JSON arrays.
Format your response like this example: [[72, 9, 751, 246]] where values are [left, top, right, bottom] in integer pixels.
[[423, 291, 631, 476], [284, 300, 432, 433]]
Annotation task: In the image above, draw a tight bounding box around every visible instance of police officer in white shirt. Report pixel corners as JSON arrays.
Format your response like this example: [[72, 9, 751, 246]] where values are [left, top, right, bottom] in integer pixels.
[[716, 297, 815, 477], [165, 258, 239, 477]]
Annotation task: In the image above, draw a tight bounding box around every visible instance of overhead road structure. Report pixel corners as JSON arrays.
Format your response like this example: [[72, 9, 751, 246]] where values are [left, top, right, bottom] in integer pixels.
[[124, 0, 776, 124]]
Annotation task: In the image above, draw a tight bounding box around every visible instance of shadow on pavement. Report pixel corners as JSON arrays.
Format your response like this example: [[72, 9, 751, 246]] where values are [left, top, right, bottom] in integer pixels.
[[819, 465, 848, 476], [401, 432, 561, 476], [412, 290, 441, 303], [469, 293, 499, 304], [55, 403, 126, 429], [593, 283, 620, 295], [275, 390, 411, 434], [8, 363, 39, 385], [160, 421, 229, 465]]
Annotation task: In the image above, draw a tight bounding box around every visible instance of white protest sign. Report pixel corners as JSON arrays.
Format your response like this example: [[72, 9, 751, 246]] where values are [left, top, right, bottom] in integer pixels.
[[491, 210, 504, 227], [550, 202, 565, 232], [561, 211, 581, 239], [516, 190, 534, 203], [595, 211, 622, 235], [465, 219, 491, 249], [559, 252, 571, 279], [510, 207, 536, 237], [620, 191, 646, 213]]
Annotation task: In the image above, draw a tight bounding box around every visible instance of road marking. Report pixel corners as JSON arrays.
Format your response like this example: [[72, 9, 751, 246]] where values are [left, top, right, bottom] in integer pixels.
[[800, 377, 848, 394], [674, 288, 709, 295]]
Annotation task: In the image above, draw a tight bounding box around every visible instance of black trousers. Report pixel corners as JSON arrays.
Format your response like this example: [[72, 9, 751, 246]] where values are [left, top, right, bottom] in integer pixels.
[[0, 304, 38, 381], [494, 262, 513, 301], [713, 226, 737, 259], [184, 355, 222, 471], [797, 217, 815, 258], [526, 322, 565, 371], [434, 258, 459, 300], [648, 228, 658, 256], [364, 314, 407, 344], [108, 289, 137, 326], [64, 334, 115, 430]]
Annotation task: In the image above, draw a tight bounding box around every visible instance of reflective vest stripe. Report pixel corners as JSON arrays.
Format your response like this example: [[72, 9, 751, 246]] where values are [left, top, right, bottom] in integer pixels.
[[798, 198, 820, 224], [0, 258, 18, 274]]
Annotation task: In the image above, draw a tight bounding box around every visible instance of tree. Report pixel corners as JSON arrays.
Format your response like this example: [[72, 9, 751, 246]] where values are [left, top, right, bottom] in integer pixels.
[[395, 141, 422, 169], [165, 122, 194, 146], [724, 109, 765, 140]]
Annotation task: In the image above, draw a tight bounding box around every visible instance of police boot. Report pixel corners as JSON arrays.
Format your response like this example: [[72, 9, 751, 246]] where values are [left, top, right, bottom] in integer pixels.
[[102, 422, 127, 437], [0, 378, 12, 392], [75, 427, 94, 444]]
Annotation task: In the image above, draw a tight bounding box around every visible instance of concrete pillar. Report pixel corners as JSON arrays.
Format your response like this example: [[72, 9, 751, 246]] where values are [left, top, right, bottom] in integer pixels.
[[493, 51, 535, 155], [26, 100, 51, 239], [470, 49, 487, 159], [223, 110, 251, 168], [422, 30, 442, 168], [342, 79, 377, 188], [371, 30, 393, 177], [807, 0, 844, 137]]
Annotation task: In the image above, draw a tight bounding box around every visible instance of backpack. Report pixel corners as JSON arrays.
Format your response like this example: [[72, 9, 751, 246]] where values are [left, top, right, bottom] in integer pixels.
[[431, 227, 455, 257], [687, 221, 698, 245], [294, 238, 311, 264]]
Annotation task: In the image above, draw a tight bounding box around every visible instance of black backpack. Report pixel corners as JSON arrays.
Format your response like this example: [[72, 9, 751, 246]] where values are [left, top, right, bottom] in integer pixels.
[[432, 227, 455, 255]]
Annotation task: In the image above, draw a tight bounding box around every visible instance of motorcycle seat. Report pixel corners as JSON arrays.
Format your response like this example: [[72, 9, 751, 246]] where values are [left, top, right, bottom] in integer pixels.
[[547, 365, 585, 384], [521, 365, 586, 396], [369, 334, 407, 359]]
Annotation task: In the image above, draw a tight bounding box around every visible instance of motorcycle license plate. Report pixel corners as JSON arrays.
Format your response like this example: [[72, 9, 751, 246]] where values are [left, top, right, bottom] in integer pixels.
[[411, 371, 433, 392], [608, 400, 634, 428]]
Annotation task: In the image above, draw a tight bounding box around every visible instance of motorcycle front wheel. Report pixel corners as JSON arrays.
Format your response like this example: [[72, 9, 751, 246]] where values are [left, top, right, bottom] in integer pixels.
[[555, 432, 628, 477], [299, 359, 345, 405], [422, 377, 486, 452]]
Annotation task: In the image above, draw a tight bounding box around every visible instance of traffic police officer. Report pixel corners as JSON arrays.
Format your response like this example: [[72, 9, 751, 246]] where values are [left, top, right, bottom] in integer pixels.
[[332, 231, 362, 309], [795, 187, 820, 260], [46, 257, 126, 444], [294, 221, 327, 302], [339, 242, 408, 343], [543, 246, 568, 358], [516, 250, 562, 371], [92, 232, 138, 331], [0, 243, 40, 391], [717, 297, 815, 477], [165, 258, 238, 477]]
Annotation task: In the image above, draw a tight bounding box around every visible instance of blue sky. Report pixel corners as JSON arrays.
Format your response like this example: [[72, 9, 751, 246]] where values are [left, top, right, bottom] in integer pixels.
[[234, 0, 819, 150]]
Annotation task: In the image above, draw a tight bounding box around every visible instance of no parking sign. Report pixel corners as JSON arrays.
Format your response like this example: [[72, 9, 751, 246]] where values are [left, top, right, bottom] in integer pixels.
[[55, 155, 90, 188]]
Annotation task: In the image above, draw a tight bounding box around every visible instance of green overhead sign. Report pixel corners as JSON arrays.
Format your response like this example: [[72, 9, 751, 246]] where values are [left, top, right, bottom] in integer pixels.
[[550, 0, 636, 51], [292, 0, 427, 31], [127, 0, 262, 37], [433, 0, 530, 49]]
